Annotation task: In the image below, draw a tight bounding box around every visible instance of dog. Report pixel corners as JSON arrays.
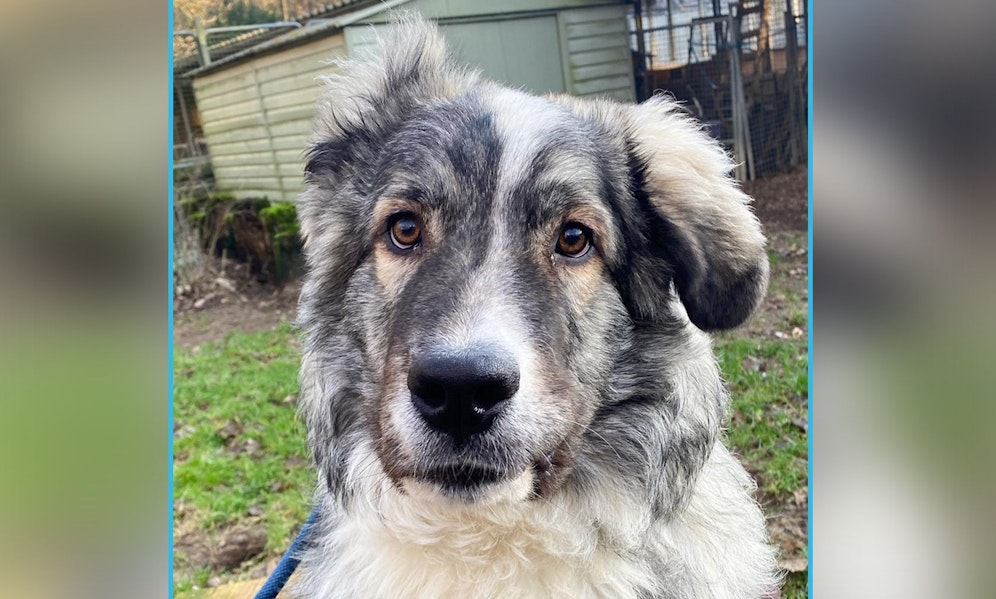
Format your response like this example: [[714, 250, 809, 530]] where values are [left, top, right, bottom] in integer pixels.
[[291, 18, 779, 599]]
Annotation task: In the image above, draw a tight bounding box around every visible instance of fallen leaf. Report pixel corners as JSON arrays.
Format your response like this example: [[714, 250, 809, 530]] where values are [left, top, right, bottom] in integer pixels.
[[244, 438, 261, 456], [218, 420, 242, 441], [742, 356, 764, 372], [779, 557, 808, 572], [215, 277, 236, 293]]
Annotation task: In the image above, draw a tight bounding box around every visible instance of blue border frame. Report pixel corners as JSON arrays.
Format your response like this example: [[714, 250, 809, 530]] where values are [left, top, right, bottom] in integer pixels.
[[168, 0, 176, 595], [806, 0, 813, 595]]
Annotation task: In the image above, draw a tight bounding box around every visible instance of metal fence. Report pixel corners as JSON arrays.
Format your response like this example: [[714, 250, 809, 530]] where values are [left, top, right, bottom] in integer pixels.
[[631, 0, 808, 180]]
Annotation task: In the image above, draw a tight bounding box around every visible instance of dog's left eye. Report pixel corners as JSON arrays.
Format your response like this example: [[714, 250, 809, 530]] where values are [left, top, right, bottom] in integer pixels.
[[556, 223, 592, 258], [388, 213, 422, 251]]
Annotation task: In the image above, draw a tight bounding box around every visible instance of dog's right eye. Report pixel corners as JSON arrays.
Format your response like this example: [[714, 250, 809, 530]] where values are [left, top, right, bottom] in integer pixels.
[[556, 222, 592, 259], [388, 213, 423, 251]]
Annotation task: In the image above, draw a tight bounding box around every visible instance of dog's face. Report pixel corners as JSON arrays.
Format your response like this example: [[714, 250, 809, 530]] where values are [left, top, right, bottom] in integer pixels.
[[298, 22, 768, 506]]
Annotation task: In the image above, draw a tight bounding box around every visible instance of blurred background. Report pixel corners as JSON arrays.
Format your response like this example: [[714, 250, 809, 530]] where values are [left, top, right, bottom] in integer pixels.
[[814, 1, 996, 597], [0, 1, 169, 598], [1, 0, 994, 597]]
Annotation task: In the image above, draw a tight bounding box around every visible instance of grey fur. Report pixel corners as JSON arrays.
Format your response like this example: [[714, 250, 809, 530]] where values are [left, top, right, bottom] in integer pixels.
[[293, 17, 777, 599]]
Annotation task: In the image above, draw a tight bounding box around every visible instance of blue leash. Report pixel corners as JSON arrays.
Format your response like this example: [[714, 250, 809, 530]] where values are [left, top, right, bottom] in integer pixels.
[[254, 505, 320, 599]]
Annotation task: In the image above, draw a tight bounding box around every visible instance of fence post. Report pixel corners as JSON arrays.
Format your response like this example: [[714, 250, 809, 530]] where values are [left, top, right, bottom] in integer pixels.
[[194, 16, 211, 66], [633, 0, 650, 100], [728, 5, 755, 181], [666, 0, 675, 63], [784, 8, 800, 166]]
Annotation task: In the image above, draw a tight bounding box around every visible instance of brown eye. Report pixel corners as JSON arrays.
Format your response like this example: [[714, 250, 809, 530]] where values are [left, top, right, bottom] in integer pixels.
[[556, 223, 592, 258], [389, 213, 422, 250]]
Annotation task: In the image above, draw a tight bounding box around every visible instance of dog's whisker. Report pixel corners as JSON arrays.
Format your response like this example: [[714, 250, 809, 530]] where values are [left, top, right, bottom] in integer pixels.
[[555, 415, 628, 465]]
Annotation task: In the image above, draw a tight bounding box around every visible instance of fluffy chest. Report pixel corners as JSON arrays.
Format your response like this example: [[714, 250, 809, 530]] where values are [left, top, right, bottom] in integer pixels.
[[296, 485, 661, 599]]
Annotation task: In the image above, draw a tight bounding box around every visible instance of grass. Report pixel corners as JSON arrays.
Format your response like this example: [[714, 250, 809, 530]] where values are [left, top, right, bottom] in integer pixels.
[[172, 322, 312, 593], [767, 248, 783, 268], [788, 309, 807, 328], [172, 326, 808, 595], [717, 337, 809, 599], [717, 338, 808, 497], [782, 570, 809, 599]]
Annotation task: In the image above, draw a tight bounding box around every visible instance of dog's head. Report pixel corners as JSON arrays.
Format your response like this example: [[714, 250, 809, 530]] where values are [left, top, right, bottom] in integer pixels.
[[298, 20, 767, 506]]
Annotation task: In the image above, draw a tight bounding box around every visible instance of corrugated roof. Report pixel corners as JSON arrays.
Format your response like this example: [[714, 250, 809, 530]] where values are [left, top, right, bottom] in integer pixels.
[[174, 0, 391, 77], [175, 26, 292, 77], [186, 0, 411, 77], [295, 0, 374, 21]]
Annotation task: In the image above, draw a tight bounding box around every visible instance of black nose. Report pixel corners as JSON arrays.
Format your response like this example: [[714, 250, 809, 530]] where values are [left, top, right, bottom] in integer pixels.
[[408, 348, 519, 440]]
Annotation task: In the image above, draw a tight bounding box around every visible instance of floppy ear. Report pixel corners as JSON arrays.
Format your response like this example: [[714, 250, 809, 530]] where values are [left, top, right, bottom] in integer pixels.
[[624, 96, 769, 330], [553, 94, 769, 330]]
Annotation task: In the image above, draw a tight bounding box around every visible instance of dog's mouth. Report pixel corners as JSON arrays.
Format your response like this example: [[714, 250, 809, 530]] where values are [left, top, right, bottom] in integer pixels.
[[408, 449, 562, 499], [419, 465, 507, 489]]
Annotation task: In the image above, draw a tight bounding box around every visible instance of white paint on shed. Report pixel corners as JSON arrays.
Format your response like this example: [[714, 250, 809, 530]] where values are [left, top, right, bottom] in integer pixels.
[[192, 35, 347, 201]]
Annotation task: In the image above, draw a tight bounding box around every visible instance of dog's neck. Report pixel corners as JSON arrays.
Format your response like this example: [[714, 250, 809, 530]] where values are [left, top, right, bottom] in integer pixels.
[[295, 472, 664, 599]]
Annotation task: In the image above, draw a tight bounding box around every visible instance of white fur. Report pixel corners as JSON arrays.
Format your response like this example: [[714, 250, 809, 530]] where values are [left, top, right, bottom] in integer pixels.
[[291, 439, 777, 599]]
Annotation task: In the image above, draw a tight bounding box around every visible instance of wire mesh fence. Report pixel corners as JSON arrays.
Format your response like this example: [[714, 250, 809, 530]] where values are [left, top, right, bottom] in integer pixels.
[[631, 0, 808, 180]]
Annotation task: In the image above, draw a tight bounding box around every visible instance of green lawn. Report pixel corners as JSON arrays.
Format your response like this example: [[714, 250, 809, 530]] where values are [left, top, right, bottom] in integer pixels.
[[173, 326, 808, 595], [172, 322, 312, 592], [717, 338, 809, 498], [717, 338, 809, 599]]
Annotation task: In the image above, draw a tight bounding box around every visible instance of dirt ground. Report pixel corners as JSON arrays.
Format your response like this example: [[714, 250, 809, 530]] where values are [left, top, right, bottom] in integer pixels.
[[174, 260, 301, 349], [731, 165, 809, 338], [745, 164, 809, 233], [173, 165, 810, 582]]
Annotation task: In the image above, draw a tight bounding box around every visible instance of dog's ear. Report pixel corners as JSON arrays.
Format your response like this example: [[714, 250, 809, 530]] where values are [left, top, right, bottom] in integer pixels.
[[302, 17, 478, 189], [297, 17, 478, 278], [624, 96, 769, 330], [554, 94, 769, 331]]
